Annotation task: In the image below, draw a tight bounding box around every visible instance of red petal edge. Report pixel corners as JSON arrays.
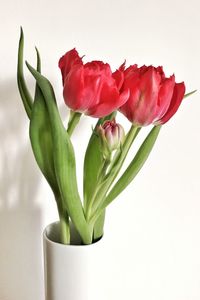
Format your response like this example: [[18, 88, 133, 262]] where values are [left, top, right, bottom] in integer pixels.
[[157, 82, 186, 124]]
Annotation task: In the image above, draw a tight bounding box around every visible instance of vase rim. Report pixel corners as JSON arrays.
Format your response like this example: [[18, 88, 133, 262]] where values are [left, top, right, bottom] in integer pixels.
[[43, 221, 104, 248]]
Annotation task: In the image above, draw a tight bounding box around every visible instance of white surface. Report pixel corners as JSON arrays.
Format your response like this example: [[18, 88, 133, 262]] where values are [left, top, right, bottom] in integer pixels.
[[0, 0, 200, 299]]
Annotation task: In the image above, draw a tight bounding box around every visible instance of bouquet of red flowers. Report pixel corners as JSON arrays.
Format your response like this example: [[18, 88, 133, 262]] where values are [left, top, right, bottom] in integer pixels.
[[17, 28, 195, 244]]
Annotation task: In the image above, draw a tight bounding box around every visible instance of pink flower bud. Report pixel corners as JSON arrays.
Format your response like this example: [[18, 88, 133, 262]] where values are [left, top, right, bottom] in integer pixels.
[[98, 120, 125, 160]]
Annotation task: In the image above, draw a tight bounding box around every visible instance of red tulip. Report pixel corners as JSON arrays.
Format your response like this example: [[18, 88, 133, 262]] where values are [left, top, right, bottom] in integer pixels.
[[119, 65, 185, 126], [59, 49, 129, 118]]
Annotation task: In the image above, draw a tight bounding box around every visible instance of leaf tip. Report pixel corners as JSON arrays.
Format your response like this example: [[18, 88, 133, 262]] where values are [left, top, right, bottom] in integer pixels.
[[25, 61, 34, 74], [184, 89, 197, 99], [35, 46, 39, 54], [20, 26, 24, 38], [25, 60, 30, 67]]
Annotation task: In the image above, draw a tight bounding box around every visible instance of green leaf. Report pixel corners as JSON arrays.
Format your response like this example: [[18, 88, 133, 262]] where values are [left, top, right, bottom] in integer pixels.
[[29, 49, 59, 195], [30, 49, 70, 244], [35, 47, 41, 74], [184, 90, 197, 99], [26, 62, 91, 244], [101, 125, 161, 210], [17, 27, 33, 119]]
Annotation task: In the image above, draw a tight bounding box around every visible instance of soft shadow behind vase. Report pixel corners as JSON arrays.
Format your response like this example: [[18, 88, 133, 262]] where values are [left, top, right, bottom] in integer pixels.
[[43, 222, 103, 300]]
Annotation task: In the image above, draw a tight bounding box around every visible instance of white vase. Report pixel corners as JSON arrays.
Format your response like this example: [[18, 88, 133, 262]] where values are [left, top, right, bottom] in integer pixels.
[[43, 222, 103, 300]]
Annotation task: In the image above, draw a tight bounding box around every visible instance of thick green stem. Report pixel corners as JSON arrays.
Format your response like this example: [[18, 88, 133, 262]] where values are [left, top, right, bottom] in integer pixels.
[[59, 213, 70, 244], [67, 111, 82, 137], [93, 210, 106, 241], [56, 197, 70, 244]]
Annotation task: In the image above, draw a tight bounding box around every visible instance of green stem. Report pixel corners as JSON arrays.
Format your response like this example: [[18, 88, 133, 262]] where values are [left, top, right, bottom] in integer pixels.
[[59, 213, 70, 244], [90, 125, 139, 222], [86, 159, 110, 221], [56, 197, 70, 244], [67, 111, 82, 137], [93, 210, 106, 241], [107, 126, 140, 174]]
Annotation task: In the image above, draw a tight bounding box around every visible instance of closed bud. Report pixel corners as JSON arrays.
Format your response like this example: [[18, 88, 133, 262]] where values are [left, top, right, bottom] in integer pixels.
[[98, 119, 125, 160]]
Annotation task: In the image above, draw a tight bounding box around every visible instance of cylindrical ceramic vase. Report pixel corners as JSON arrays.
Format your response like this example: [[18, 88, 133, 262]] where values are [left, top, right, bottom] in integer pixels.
[[43, 222, 103, 300]]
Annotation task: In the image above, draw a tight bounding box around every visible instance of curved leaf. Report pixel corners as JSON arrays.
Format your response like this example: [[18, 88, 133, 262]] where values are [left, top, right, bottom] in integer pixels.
[[101, 125, 161, 210], [29, 48, 59, 195], [17, 27, 33, 119], [26, 62, 91, 244]]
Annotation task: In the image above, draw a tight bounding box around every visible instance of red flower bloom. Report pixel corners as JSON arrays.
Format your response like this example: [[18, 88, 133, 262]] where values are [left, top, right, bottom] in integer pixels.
[[119, 65, 185, 126], [59, 49, 129, 118]]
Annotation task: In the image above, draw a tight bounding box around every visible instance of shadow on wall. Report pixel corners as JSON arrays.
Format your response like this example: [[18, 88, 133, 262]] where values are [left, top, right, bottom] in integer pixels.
[[0, 80, 44, 300]]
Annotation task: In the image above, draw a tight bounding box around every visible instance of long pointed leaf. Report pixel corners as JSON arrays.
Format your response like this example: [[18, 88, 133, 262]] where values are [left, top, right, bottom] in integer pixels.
[[30, 50, 70, 243], [26, 62, 91, 244], [101, 125, 161, 210], [29, 49, 59, 195], [17, 27, 33, 119]]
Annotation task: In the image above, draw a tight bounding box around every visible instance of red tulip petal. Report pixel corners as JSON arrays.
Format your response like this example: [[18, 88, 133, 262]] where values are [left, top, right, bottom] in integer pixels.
[[155, 66, 165, 81], [134, 67, 161, 125], [119, 85, 140, 121], [157, 82, 186, 124], [120, 67, 162, 125], [85, 61, 112, 77], [124, 64, 138, 78], [119, 69, 141, 123], [59, 48, 83, 85], [118, 89, 130, 106], [79, 74, 102, 109], [63, 66, 84, 111], [112, 69, 124, 90], [119, 61, 126, 72], [87, 87, 129, 118], [154, 75, 175, 121], [82, 62, 113, 108]]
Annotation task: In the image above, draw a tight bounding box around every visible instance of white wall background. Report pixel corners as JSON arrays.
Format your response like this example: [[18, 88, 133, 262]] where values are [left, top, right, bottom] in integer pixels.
[[0, 0, 199, 299]]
